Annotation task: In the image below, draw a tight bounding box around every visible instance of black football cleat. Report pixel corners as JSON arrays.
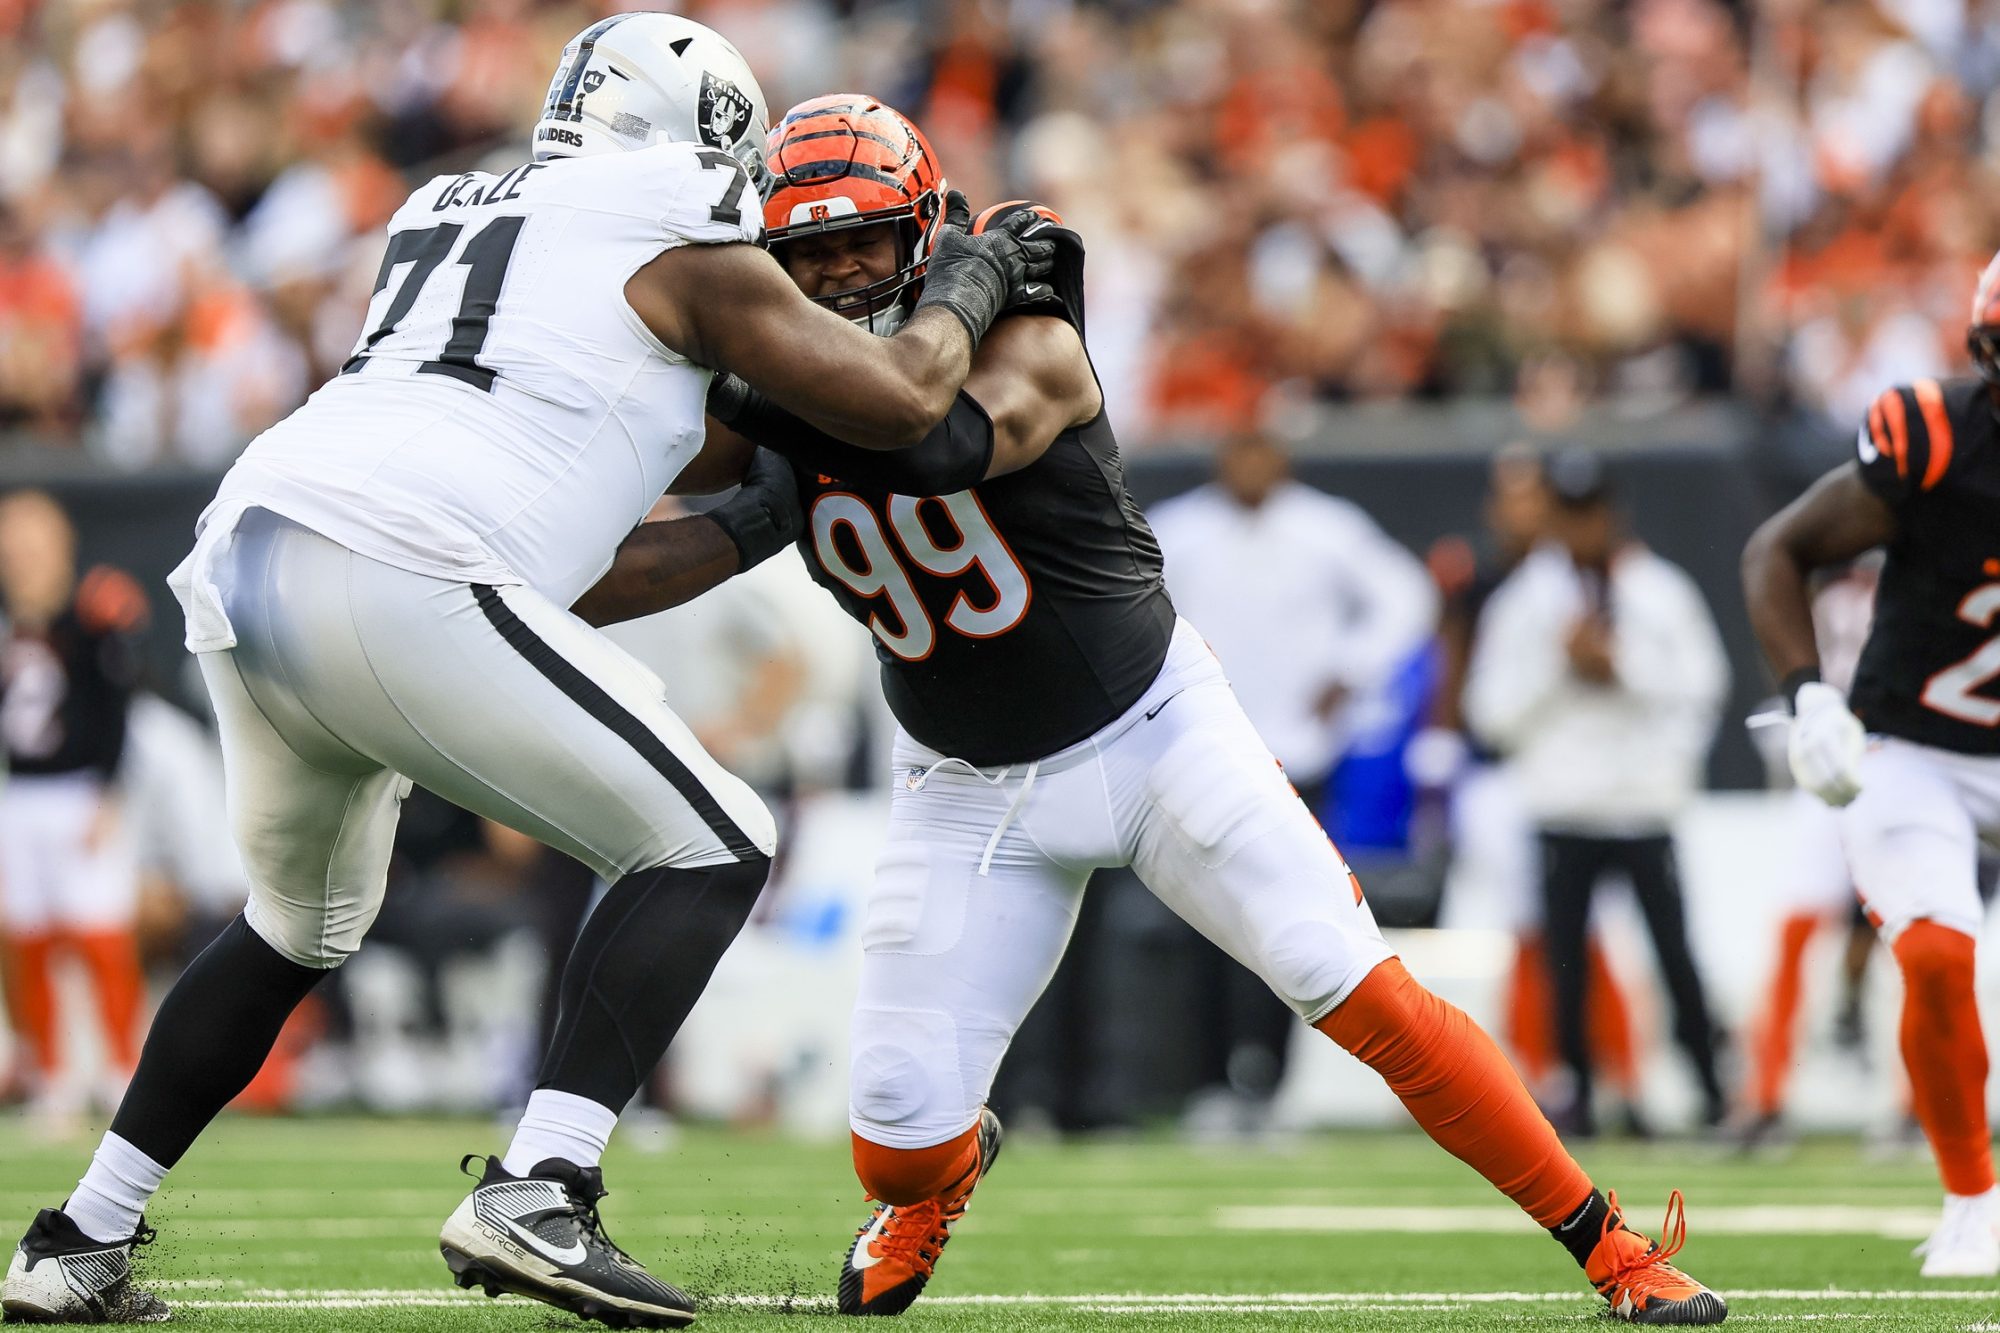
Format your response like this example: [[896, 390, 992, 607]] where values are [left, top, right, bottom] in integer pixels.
[[838, 1107, 1003, 1316], [1, 1207, 169, 1324], [439, 1155, 694, 1329]]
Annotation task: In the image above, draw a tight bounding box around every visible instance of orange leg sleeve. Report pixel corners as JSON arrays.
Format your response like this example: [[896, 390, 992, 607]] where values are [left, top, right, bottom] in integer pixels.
[[1747, 913, 1820, 1118], [1584, 936, 1640, 1097], [71, 929, 144, 1072], [1893, 921, 1995, 1196], [1504, 934, 1554, 1083], [1317, 957, 1592, 1227], [852, 1125, 980, 1208], [1, 931, 60, 1077]]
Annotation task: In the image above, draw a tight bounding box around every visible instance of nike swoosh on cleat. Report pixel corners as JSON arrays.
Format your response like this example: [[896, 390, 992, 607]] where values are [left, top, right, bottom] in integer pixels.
[[849, 1211, 891, 1271], [499, 1217, 586, 1267]]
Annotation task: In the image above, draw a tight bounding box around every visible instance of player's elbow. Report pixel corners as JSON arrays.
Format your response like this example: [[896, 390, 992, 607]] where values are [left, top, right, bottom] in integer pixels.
[[1741, 513, 1799, 598], [855, 382, 951, 451]]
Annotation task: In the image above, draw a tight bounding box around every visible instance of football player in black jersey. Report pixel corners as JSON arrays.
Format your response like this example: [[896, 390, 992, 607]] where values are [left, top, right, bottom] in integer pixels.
[[580, 96, 1725, 1325], [0, 490, 148, 1122], [1743, 253, 2000, 1276]]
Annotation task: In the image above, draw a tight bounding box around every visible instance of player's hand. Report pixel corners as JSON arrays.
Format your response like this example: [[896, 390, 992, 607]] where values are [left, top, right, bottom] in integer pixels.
[[913, 190, 1057, 343], [1789, 681, 1867, 806], [705, 447, 803, 572]]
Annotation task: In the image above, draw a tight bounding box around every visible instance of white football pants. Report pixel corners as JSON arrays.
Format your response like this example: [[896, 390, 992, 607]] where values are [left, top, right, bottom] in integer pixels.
[[851, 619, 1395, 1148], [1840, 736, 2000, 942], [178, 509, 774, 968], [0, 773, 139, 933]]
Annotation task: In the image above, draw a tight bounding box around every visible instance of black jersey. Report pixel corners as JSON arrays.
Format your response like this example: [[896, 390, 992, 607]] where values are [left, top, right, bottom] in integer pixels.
[[0, 566, 145, 779], [790, 225, 1176, 766], [1849, 376, 2000, 753]]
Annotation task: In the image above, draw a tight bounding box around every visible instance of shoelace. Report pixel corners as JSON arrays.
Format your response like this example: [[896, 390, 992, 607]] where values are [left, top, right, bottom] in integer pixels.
[[556, 1171, 629, 1259], [867, 1194, 969, 1278], [129, 1223, 157, 1249], [459, 1154, 624, 1259], [1596, 1189, 1691, 1302]]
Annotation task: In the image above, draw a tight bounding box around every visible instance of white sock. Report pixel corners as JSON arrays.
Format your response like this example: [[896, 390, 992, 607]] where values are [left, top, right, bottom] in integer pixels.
[[502, 1090, 620, 1176], [66, 1133, 167, 1243]]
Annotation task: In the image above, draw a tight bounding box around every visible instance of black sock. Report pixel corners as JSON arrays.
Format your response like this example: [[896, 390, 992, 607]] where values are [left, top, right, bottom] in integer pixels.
[[537, 854, 771, 1109], [109, 914, 328, 1168], [1549, 1189, 1614, 1267]]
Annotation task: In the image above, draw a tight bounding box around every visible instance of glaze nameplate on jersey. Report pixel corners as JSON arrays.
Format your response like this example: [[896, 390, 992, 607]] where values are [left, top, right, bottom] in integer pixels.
[[433, 162, 547, 212]]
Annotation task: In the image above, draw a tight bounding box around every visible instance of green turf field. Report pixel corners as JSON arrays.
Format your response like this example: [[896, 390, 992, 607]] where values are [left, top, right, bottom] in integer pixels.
[[1, 1115, 1995, 1329]]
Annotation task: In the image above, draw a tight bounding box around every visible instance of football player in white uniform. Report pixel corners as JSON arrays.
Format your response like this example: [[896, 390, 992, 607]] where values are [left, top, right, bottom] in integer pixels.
[[1, 14, 1052, 1329]]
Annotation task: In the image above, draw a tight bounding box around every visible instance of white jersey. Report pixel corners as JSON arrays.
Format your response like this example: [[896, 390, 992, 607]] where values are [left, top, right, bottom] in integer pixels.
[[179, 142, 759, 644]]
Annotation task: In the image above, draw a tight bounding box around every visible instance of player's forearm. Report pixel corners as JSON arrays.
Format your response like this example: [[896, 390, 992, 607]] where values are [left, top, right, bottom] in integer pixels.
[[821, 308, 974, 451], [1741, 519, 1822, 682], [571, 517, 741, 627]]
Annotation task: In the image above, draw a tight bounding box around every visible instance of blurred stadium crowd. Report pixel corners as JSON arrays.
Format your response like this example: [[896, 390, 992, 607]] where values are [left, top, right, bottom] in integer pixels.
[[0, 0, 1952, 1147], [3, 0, 2000, 462]]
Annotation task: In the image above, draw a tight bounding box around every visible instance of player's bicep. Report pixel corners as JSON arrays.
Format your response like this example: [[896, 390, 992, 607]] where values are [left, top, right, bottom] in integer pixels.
[[1770, 462, 1899, 567], [627, 243, 938, 445], [964, 315, 1099, 480]]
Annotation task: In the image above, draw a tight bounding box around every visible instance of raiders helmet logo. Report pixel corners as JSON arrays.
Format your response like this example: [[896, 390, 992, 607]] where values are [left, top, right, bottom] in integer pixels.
[[581, 69, 606, 93], [698, 71, 754, 148]]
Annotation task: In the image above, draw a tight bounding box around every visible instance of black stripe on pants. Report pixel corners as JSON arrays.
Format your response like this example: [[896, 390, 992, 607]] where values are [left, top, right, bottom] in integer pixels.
[[1538, 831, 1724, 1122], [472, 583, 761, 862]]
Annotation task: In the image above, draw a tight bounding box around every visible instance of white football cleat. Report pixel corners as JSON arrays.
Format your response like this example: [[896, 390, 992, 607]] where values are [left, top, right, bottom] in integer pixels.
[[1915, 1190, 2000, 1278], [440, 1154, 695, 1328], [1, 1207, 169, 1324]]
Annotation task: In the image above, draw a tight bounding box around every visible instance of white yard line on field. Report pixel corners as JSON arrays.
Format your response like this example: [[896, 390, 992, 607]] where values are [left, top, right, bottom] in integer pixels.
[[160, 1287, 2000, 1308], [1214, 1204, 1946, 1241]]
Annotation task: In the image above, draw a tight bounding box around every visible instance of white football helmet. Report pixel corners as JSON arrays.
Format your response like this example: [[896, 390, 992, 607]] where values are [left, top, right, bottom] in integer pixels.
[[533, 13, 769, 190]]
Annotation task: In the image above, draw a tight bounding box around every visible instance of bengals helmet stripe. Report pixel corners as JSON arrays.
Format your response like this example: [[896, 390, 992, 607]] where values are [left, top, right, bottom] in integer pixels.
[[765, 94, 945, 335], [771, 160, 910, 193]]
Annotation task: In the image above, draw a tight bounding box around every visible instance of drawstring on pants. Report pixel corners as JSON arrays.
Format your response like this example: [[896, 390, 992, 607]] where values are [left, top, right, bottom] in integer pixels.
[[906, 756, 1042, 876]]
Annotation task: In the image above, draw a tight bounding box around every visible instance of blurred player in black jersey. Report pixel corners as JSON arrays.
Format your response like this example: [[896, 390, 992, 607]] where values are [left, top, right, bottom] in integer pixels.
[[1743, 251, 2000, 1276], [579, 96, 1724, 1325], [0, 490, 147, 1118]]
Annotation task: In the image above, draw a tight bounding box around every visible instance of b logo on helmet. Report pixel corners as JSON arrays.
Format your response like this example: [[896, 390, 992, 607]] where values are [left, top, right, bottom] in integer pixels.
[[698, 71, 754, 148], [809, 203, 831, 222]]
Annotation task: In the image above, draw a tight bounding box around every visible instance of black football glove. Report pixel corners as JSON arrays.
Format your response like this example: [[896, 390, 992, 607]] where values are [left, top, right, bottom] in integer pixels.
[[913, 190, 1058, 344], [705, 447, 803, 571]]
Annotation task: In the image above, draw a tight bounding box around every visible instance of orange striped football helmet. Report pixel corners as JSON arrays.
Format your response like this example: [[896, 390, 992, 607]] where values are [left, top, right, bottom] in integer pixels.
[[1971, 250, 2000, 384], [764, 95, 945, 334]]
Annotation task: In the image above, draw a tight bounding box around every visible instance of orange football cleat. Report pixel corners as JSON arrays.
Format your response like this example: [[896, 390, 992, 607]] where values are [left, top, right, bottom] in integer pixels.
[[1586, 1190, 1728, 1325], [837, 1108, 1002, 1316]]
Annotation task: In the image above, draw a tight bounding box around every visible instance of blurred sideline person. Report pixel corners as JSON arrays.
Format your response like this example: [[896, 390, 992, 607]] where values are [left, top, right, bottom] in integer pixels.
[[1467, 452, 1730, 1137], [1740, 251, 2000, 1277], [1737, 559, 1881, 1150], [0, 491, 148, 1120], [3, 14, 1058, 1328], [594, 95, 1727, 1325], [1148, 429, 1437, 1125], [1419, 449, 1644, 1124]]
